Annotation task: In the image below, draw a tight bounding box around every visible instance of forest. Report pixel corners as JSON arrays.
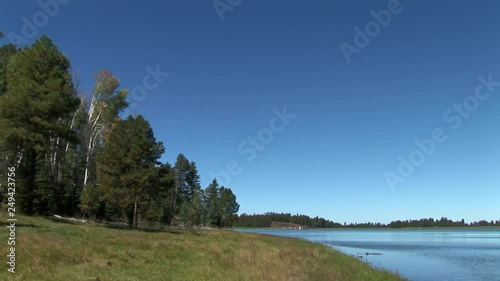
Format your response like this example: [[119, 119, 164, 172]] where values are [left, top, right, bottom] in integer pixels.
[[235, 212, 500, 228], [0, 35, 239, 228]]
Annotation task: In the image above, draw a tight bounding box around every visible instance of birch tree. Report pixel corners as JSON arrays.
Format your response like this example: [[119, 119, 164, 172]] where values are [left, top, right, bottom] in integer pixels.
[[81, 70, 128, 190]]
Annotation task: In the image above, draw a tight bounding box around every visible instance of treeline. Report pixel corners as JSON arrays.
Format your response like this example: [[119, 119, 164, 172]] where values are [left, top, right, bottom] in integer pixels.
[[387, 217, 500, 228], [0, 35, 239, 228], [235, 212, 342, 228], [235, 213, 500, 229]]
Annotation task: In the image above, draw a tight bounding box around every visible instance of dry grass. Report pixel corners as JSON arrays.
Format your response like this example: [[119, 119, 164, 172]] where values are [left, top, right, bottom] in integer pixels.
[[0, 215, 406, 281]]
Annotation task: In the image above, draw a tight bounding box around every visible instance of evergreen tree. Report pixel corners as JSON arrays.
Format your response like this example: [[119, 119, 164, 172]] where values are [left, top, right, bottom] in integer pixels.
[[0, 42, 17, 204], [156, 162, 176, 224], [96, 115, 164, 227], [140, 162, 175, 225], [218, 186, 239, 227], [185, 187, 203, 227], [0, 43, 17, 96], [185, 162, 203, 226], [0, 36, 80, 214], [202, 179, 239, 228], [172, 154, 188, 218], [173, 154, 202, 226], [204, 179, 220, 227], [78, 183, 104, 221]]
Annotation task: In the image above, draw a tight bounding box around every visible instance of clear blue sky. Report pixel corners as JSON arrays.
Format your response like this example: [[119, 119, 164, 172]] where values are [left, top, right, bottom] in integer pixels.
[[2, 0, 499, 224]]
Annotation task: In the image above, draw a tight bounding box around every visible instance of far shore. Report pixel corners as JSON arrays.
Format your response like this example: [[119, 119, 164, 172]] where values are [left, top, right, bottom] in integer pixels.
[[234, 226, 500, 230]]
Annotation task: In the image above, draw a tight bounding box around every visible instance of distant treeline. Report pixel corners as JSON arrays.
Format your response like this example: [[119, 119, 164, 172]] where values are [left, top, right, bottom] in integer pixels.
[[235, 213, 500, 228], [387, 218, 500, 228], [235, 212, 342, 228]]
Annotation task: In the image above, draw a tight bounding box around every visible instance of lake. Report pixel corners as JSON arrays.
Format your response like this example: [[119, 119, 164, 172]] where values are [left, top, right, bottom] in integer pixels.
[[234, 228, 500, 281]]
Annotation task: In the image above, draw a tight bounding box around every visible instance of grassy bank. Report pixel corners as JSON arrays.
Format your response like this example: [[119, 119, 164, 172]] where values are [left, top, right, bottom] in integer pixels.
[[0, 215, 405, 281]]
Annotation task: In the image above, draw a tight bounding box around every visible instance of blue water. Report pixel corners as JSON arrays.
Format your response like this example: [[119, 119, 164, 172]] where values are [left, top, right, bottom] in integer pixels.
[[234, 228, 500, 281]]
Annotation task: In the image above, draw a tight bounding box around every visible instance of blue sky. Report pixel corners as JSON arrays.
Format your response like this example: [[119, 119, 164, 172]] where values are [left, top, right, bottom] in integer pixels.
[[1, 0, 499, 224]]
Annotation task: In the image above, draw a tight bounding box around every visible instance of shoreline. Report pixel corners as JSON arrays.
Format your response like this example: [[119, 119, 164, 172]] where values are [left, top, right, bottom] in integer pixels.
[[234, 226, 500, 230], [0, 214, 406, 281]]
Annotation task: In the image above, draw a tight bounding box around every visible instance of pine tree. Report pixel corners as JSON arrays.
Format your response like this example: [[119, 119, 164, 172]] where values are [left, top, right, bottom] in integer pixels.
[[96, 115, 164, 227], [172, 154, 202, 226], [0, 42, 18, 204], [204, 178, 221, 227], [0, 43, 17, 96], [0, 36, 80, 214], [157, 162, 175, 224], [218, 187, 239, 227], [140, 163, 175, 226], [202, 179, 239, 228], [186, 187, 203, 227]]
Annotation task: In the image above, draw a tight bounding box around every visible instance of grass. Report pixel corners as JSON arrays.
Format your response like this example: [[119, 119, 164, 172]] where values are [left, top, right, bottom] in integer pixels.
[[0, 214, 406, 281]]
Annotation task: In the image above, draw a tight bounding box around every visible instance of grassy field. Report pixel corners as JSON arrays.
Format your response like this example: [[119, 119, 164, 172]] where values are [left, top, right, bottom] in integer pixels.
[[0, 214, 406, 281]]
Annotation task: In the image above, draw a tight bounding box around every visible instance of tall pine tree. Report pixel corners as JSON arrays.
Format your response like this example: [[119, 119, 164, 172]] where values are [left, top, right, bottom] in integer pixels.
[[204, 178, 221, 227], [0, 36, 80, 214], [172, 154, 202, 226], [218, 186, 239, 227], [96, 115, 164, 227]]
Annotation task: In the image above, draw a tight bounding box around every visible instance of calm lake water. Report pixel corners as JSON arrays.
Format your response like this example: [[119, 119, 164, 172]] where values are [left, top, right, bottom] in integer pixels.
[[234, 228, 500, 281]]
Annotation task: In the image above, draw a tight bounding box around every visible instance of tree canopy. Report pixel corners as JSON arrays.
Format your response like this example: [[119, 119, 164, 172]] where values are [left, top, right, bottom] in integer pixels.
[[0, 36, 240, 228]]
